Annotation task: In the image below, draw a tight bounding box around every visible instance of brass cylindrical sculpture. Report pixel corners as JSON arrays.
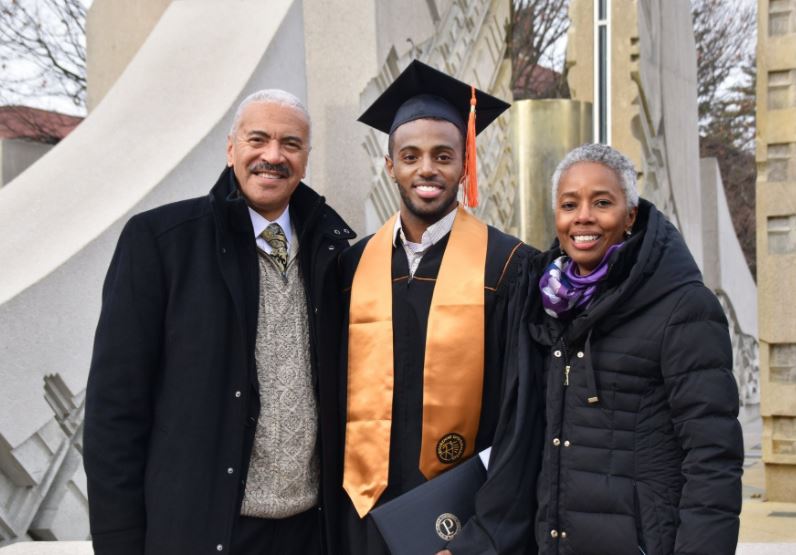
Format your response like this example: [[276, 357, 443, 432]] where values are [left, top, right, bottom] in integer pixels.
[[512, 99, 593, 250]]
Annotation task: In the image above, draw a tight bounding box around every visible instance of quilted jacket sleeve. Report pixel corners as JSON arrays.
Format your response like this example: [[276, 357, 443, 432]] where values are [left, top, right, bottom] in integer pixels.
[[83, 216, 165, 555], [660, 284, 744, 555]]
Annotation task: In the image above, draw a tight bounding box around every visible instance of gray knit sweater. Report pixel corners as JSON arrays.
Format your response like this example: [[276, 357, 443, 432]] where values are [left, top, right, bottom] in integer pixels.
[[240, 241, 319, 518]]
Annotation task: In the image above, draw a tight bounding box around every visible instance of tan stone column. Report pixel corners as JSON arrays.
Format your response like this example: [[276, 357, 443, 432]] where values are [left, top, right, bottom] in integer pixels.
[[757, 0, 796, 502], [86, 0, 172, 111], [511, 100, 592, 249]]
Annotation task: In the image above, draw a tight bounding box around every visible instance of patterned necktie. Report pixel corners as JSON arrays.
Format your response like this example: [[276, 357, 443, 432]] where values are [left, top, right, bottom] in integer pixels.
[[261, 223, 289, 273]]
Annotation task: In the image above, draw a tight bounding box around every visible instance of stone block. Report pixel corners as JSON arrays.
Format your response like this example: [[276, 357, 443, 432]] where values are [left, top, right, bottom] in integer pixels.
[[765, 463, 796, 502], [768, 69, 796, 110], [771, 344, 796, 383], [766, 142, 795, 182], [769, 0, 796, 37], [768, 215, 796, 254], [766, 34, 796, 71], [766, 107, 796, 143], [763, 415, 796, 465]]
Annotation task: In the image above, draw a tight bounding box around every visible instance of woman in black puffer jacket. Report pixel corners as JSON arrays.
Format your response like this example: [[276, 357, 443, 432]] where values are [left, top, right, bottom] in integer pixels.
[[523, 144, 743, 555]]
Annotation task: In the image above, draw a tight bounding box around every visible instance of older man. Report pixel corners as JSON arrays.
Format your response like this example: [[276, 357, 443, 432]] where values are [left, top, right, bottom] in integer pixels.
[[84, 90, 354, 554]]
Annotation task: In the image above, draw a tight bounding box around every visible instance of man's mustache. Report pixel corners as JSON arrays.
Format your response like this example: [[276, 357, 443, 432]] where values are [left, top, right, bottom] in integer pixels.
[[249, 161, 291, 177]]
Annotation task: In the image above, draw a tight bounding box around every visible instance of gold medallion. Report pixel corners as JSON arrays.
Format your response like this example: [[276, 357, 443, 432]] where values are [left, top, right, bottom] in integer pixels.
[[436, 433, 465, 464]]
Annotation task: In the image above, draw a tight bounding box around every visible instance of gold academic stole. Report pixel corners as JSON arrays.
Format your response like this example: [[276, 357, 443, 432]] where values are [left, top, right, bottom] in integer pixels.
[[343, 206, 487, 517]]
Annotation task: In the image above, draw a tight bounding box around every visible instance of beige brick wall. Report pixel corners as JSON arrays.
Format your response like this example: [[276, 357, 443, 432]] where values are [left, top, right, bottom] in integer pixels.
[[758, 0, 796, 502]]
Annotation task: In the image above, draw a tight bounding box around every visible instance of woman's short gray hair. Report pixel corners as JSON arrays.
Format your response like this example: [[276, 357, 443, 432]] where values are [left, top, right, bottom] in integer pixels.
[[229, 89, 311, 141], [550, 143, 639, 210]]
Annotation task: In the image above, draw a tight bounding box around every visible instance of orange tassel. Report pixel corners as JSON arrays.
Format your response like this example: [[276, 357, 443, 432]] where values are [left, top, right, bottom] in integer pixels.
[[463, 85, 478, 208]]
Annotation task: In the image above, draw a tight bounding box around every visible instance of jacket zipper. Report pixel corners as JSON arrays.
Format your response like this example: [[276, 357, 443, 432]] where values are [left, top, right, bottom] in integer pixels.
[[553, 337, 571, 550]]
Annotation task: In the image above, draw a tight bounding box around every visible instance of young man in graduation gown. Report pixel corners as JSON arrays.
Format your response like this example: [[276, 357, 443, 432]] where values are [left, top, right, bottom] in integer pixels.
[[338, 60, 545, 555]]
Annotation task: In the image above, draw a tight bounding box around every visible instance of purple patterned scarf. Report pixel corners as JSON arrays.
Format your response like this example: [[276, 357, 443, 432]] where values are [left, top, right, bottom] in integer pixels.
[[539, 243, 624, 319]]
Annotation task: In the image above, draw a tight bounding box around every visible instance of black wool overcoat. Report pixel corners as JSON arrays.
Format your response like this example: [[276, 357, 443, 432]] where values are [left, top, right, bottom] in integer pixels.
[[524, 199, 743, 555], [83, 167, 354, 554]]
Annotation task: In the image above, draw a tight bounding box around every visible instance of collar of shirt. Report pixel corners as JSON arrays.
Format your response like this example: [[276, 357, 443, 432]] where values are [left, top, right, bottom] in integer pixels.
[[392, 207, 457, 276], [249, 206, 294, 256]]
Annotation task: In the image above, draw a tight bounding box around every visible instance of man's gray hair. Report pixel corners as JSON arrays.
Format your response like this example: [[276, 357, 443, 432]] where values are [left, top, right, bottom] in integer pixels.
[[229, 89, 311, 140], [550, 143, 639, 210]]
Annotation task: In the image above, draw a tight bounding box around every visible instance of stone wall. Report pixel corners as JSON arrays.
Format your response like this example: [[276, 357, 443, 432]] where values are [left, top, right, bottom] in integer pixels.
[[757, 0, 796, 502], [362, 0, 515, 234]]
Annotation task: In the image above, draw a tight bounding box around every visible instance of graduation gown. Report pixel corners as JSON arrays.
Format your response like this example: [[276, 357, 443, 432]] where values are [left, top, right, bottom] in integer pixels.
[[338, 225, 543, 555]]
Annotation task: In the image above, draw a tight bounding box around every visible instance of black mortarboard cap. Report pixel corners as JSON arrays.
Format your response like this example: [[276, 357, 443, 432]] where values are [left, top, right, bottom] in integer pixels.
[[358, 60, 510, 136]]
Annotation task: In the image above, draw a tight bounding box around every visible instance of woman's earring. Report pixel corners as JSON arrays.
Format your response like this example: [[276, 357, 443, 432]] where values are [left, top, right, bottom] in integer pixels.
[[625, 229, 632, 238]]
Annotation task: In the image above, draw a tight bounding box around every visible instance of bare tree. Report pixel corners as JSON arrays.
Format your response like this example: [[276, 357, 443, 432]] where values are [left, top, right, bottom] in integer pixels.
[[0, 0, 87, 143], [691, 0, 756, 150], [0, 0, 87, 112], [701, 135, 757, 277], [510, 0, 570, 100], [691, 0, 757, 278]]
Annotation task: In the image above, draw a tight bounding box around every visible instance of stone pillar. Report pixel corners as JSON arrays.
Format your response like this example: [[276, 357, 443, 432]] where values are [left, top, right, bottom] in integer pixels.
[[511, 99, 592, 249], [757, 0, 796, 502], [86, 0, 172, 111], [301, 0, 379, 233]]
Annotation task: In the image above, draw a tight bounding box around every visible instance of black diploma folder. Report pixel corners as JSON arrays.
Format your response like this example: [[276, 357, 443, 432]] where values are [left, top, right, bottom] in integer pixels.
[[370, 454, 487, 554]]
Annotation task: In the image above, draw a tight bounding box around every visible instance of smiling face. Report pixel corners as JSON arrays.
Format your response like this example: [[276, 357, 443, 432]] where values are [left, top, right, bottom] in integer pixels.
[[386, 118, 463, 241], [555, 161, 638, 275], [226, 101, 310, 220]]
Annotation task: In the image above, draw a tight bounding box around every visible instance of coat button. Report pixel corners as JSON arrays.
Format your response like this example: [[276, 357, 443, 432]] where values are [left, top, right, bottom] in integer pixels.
[[328, 245, 335, 251], [564, 440, 571, 447], [343, 228, 350, 233], [227, 467, 234, 474], [554, 350, 562, 358], [334, 229, 341, 235], [551, 529, 559, 538], [561, 531, 567, 539], [216, 545, 223, 551], [577, 351, 584, 358], [552, 438, 561, 446], [234, 391, 241, 398]]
